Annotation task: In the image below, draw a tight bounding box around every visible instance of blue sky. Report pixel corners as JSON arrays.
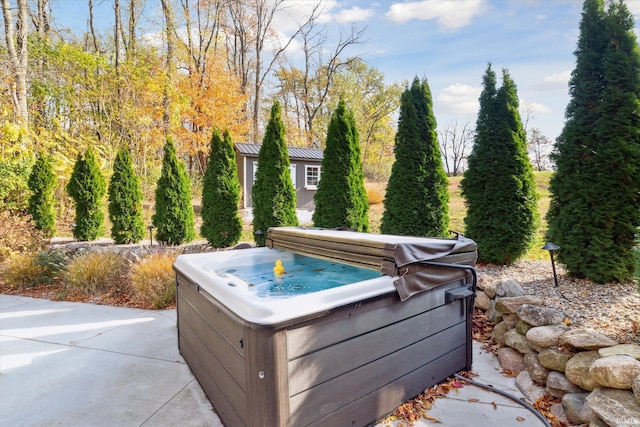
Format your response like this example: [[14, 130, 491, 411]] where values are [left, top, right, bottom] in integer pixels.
[[51, 0, 640, 142]]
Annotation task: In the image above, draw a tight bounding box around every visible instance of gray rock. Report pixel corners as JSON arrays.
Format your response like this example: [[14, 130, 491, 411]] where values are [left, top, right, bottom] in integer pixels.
[[538, 348, 573, 372], [487, 299, 503, 323], [559, 328, 617, 351], [517, 304, 567, 327], [475, 290, 491, 311], [496, 279, 525, 297], [476, 271, 492, 291], [526, 324, 571, 349], [598, 344, 640, 361], [505, 329, 532, 354], [565, 351, 601, 391], [502, 313, 518, 329], [492, 321, 510, 347], [633, 375, 640, 404], [588, 418, 609, 427], [497, 347, 526, 373], [516, 370, 546, 403], [586, 387, 640, 427], [524, 352, 550, 384], [495, 296, 543, 314], [562, 392, 597, 424], [547, 371, 585, 398], [483, 279, 499, 299], [589, 355, 640, 389], [516, 319, 534, 336], [550, 402, 570, 426]]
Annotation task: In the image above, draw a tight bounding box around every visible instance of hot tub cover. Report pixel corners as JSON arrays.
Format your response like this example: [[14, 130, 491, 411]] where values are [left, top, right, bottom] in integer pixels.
[[266, 227, 477, 300]]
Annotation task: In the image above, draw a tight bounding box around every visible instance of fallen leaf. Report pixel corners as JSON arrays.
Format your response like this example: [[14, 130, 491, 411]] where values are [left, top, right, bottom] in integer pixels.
[[492, 401, 497, 410], [423, 414, 441, 423], [468, 398, 480, 403], [516, 416, 526, 422]]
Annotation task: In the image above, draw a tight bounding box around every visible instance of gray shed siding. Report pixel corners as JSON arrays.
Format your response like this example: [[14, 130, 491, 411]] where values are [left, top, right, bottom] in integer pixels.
[[235, 143, 323, 211]]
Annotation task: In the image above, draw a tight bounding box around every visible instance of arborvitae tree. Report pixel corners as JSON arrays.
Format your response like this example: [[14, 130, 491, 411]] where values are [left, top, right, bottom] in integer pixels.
[[252, 101, 298, 245], [108, 146, 145, 244], [461, 65, 538, 264], [547, 0, 640, 283], [201, 129, 243, 248], [28, 154, 56, 237], [381, 77, 449, 236], [312, 100, 369, 232], [66, 147, 106, 241], [152, 138, 196, 245]]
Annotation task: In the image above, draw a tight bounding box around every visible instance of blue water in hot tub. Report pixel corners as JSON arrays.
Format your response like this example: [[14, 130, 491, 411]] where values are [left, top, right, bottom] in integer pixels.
[[218, 253, 382, 297]]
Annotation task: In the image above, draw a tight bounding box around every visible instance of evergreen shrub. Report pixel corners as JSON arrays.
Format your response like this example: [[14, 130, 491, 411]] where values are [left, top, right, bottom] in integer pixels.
[[28, 154, 57, 237], [252, 101, 298, 244], [201, 129, 242, 248], [66, 148, 106, 241], [152, 138, 196, 245], [313, 100, 369, 232]]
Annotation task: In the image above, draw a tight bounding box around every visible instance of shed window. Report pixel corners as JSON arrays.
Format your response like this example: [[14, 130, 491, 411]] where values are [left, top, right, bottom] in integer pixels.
[[305, 165, 321, 190], [253, 161, 296, 189]]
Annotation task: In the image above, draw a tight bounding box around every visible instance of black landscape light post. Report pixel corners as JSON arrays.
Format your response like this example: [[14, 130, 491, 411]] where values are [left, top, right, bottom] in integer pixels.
[[542, 242, 560, 287], [147, 225, 154, 246], [254, 229, 264, 247]]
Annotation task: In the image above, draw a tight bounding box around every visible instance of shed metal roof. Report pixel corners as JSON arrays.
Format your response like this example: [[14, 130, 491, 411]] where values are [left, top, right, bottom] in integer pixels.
[[235, 143, 323, 161]]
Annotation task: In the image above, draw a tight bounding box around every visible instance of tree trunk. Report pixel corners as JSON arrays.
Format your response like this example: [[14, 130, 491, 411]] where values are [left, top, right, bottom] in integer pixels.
[[160, 0, 175, 136], [2, 0, 29, 124]]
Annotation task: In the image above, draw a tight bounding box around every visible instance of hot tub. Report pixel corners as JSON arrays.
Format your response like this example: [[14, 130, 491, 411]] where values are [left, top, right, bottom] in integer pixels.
[[174, 227, 477, 427]]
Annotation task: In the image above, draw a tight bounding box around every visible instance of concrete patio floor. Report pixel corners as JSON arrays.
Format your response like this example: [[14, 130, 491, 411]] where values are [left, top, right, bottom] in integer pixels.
[[0, 294, 547, 426]]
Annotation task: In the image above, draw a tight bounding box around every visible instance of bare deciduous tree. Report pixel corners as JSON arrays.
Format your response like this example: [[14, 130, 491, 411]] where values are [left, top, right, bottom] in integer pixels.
[[226, 0, 320, 140], [2, 0, 29, 124], [438, 120, 474, 176], [527, 127, 553, 171]]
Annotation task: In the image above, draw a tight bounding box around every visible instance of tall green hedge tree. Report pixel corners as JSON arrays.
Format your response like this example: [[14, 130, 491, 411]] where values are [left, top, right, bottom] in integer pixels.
[[252, 101, 298, 245], [381, 77, 449, 236], [108, 146, 145, 244], [201, 129, 243, 248], [313, 100, 369, 232], [67, 147, 106, 241], [461, 65, 538, 265], [547, 0, 640, 283], [152, 138, 196, 245], [28, 154, 56, 237]]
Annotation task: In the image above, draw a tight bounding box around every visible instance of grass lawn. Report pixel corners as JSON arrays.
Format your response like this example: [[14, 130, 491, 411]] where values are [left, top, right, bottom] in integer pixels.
[[366, 171, 554, 261]]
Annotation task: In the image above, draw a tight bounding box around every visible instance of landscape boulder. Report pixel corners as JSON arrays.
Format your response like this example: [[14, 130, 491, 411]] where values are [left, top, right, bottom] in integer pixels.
[[505, 329, 532, 354], [562, 392, 596, 424], [517, 304, 567, 327], [597, 344, 640, 360], [538, 348, 573, 372], [565, 351, 600, 391], [497, 347, 526, 373], [526, 325, 570, 349], [491, 321, 510, 347], [589, 355, 640, 389], [475, 290, 491, 311], [495, 296, 543, 314], [559, 328, 616, 351], [546, 371, 584, 398], [586, 388, 640, 427], [524, 352, 550, 384], [495, 279, 525, 297], [516, 370, 546, 403]]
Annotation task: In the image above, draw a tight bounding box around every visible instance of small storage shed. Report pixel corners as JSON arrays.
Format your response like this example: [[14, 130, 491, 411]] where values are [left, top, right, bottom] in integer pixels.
[[234, 143, 324, 210]]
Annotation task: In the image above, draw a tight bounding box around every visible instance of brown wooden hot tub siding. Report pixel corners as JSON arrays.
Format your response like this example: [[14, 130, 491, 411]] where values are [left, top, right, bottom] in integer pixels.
[[176, 270, 473, 427]]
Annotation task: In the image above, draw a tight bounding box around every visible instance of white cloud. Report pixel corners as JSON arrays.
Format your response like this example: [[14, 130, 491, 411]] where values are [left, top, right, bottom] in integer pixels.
[[532, 69, 571, 91], [336, 6, 374, 23], [385, 0, 483, 29], [521, 100, 550, 116], [626, 1, 640, 17], [436, 83, 481, 115]]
